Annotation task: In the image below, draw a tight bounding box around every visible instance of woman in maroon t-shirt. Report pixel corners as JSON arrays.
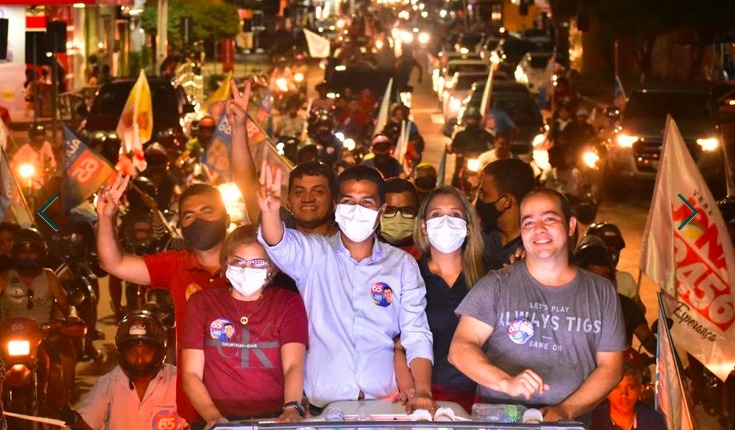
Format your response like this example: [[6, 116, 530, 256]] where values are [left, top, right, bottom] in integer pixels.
[[182, 225, 308, 429]]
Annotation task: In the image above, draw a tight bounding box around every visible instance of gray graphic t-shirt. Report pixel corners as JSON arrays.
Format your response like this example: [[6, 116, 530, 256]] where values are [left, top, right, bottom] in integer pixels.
[[456, 262, 625, 407]]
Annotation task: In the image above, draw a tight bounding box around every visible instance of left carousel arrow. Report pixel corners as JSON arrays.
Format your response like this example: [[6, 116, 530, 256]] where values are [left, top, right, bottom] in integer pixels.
[[37, 194, 60, 232]]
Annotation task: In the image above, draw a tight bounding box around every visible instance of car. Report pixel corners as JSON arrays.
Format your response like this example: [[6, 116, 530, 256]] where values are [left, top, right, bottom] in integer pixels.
[[441, 71, 493, 119], [514, 51, 554, 94], [78, 77, 198, 164], [604, 83, 728, 199], [444, 80, 544, 158], [488, 35, 554, 75], [433, 59, 489, 96]]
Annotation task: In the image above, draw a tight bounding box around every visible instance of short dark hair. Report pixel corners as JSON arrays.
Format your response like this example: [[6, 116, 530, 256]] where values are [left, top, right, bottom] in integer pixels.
[[385, 178, 419, 207], [521, 188, 573, 223], [482, 159, 535, 204], [179, 183, 224, 213], [0, 222, 21, 236], [335, 165, 386, 204], [621, 361, 643, 385], [288, 161, 336, 197]]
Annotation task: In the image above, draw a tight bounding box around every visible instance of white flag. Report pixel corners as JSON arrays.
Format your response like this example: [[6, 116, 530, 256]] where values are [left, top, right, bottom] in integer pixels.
[[479, 65, 495, 117], [641, 116, 735, 381], [303, 29, 330, 59], [0, 117, 8, 151], [394, 120, 408, 164], [656, 293, 695, 430], [374, 78, 393, 138]]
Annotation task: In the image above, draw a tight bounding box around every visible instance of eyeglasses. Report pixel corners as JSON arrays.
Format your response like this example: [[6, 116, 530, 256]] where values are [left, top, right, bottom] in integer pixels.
[[27, 289, 34, 311], [227, 256, 271, 269], [383, 206, 418, 219]]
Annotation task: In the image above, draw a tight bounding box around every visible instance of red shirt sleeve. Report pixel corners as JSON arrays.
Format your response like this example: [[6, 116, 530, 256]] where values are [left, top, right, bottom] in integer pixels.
[[278, 293, 308, 347], [143, 251, 176, 291], [181, 291, 207, 350]]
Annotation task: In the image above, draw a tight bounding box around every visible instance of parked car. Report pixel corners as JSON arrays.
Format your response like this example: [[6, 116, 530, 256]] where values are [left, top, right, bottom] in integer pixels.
[[78, 77, 198, 164], [444, 80, 544, 158], [604, 83, 728, 199]]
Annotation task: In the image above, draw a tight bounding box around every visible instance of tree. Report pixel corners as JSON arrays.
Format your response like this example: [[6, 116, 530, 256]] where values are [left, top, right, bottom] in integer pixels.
[[141, 0, 241, 50]]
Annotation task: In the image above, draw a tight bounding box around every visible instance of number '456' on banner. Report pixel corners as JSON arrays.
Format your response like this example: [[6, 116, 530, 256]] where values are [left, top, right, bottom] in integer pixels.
[[62, 126, 116, 213]]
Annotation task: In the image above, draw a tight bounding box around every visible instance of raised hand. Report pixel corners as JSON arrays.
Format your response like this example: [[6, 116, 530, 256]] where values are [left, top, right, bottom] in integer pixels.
[[499, 369, 550, 400], [256, 161, 282, 216], [227, 78, 251, 129], [96, 171, 130, 219]]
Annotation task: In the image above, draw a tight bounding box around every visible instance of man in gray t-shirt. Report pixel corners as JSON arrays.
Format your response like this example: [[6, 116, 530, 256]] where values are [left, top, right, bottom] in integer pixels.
[[449, 189, 625, 422]]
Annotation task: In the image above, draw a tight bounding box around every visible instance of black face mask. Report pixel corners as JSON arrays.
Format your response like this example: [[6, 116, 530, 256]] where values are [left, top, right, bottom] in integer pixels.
[[182, 217, 228, 251], [476, 196, 506, 232], [14, 258, 43, 277]]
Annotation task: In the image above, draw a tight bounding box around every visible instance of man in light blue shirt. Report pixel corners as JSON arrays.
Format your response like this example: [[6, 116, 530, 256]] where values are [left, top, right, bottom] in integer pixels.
[[258, 165, 434, 412]]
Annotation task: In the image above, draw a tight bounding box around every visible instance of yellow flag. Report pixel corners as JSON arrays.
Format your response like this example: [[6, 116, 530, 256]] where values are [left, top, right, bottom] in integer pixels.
[[206, 71, 233, 114], [116, 70, 153, 159]]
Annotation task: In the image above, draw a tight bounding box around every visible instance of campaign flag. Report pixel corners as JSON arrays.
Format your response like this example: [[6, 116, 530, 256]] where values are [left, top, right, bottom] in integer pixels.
[[255, 88, 273, 137], [62, 126, 116, 213], [203, 114, 234, 182], [303, 28, 330, 58], [116, 70, 153, 170], [394, 120, 408, 164], [205, 71, 233, 116], [0, 148, 34, 227], [0, 117, 9, 151], [614, 75, 627, 109], [374, 78, 393, 137], [479, 65, 495, 118], [640, 116, 735, 381], [656, 292, 695, 430]]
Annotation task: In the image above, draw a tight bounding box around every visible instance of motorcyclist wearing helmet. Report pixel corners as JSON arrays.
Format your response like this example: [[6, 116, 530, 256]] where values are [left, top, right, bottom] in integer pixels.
[[276, 136, 301, 165], [585, 222, 644, 313], [308, 112, 342, 167], [143, 142, 180, 210], [185, 116, 216, 161], [11, 123, 58, 190], [448, 106, 494, 188], [0, 228, 77, 414], [574, 235, 656, 355], [361, 134, 404, 179], [71, 311, 181, 430], [274, 100, 306, 138]]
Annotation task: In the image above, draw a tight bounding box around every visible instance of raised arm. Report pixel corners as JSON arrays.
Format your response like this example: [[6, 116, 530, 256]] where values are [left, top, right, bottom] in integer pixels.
[[541, 350, 623, 421], [257, 163, 285, 246], [95, 172, 151, 285], [449, 315, 549, 400], [228, 79, 261, 224]]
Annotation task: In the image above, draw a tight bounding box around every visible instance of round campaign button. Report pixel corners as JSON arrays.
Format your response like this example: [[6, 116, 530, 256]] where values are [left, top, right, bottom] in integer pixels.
[[508, 317, 534, 345]]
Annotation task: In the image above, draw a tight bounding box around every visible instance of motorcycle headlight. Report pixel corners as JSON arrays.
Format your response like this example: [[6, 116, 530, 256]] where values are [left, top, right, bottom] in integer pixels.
[[335, 132, 345, 142], [294, 73, 304, 83], [439, 9, 447, 18], [444, 80, 454, 89], [276, 77, 289, 92], [391, 28, 401, 39], [375, 39, 384, 50], [467, 158, 481, 173], [8, 340, 30, 356], [696, 137, 719, 152], [515, 66, 528, 84], [343, 138, 356, 151], [490, 51, 501, 65], [449, 98, 462, 112], [615, 133, 638, 148], [336, 18, 345, 29], [418, 32, 430, 45], [582, 150, 600, 169], [401, 31, 414, 44], [17, 163, 35, 180]]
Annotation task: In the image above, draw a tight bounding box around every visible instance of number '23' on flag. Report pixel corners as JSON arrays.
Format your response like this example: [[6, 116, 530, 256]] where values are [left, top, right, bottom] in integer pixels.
[[62, 126, 116, 213]]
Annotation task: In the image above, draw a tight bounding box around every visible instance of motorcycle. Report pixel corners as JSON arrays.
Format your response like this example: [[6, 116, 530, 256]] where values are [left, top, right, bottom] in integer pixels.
[[0, 316, 84, 429]]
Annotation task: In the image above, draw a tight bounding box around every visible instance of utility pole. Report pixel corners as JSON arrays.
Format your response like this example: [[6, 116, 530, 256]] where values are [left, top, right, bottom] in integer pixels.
[[157, 0, 168, 74]]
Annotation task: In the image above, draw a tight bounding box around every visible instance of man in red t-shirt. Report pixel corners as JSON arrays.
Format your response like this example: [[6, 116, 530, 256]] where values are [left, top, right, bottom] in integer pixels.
[[97, 178, 230, 423]]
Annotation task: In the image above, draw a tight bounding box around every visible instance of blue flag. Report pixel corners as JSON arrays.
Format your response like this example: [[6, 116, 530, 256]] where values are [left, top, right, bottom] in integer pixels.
[[62, 126, 116, 213], [202, 114, 233, 182]]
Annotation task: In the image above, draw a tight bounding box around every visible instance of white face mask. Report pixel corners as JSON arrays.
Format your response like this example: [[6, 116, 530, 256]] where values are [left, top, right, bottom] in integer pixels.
[[426, 215, 468, 254], [226, 266, 269, 297], [335, 204, 380, 242]]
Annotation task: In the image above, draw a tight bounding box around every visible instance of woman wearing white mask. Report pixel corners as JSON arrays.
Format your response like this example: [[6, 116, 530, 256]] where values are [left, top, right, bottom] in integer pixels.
[[181, 225, 308, 430], [414, 186, 484, 413]]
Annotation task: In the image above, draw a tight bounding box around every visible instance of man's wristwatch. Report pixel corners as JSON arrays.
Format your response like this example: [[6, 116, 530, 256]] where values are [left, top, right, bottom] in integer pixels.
[[283, 401, 306, 417]]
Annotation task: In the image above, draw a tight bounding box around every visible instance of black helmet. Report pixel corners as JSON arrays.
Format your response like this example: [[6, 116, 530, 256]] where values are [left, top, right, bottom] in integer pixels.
[[718, 195, 735, 225], [464, 106, 482, 121], [28, 123, 46, 140], [277, 135, 300, 148], [585, 222, 625, 266], [315, 113, 334, 130], [116, 310, 167, 379], [574, 235, 615, 280], [12, 228, 48, 260], [144, 142, 168, 169]]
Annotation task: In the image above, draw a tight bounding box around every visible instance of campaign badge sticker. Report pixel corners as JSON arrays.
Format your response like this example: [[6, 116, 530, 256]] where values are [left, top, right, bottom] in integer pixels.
[[508, 317, 534, 345], [210, 318, 236, 341], [371, 282, 394, 307], [151, 408, 178, 430]]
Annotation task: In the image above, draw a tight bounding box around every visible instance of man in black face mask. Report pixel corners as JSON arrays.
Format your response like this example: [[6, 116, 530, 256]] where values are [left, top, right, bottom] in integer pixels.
[[475, 159, 535, 271], [96, 178, 230, 423]]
